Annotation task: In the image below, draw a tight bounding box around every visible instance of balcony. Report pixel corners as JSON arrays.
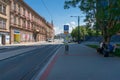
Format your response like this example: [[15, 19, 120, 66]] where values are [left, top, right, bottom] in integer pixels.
[[22, 15, 26, 19], [18, 24, 21, 27], [11, 23, 20, 28], [10, 23, 15, 26]]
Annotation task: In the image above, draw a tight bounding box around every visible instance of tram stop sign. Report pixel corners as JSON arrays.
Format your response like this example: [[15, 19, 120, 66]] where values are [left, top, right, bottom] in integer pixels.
[[64, 25, 69, 34]]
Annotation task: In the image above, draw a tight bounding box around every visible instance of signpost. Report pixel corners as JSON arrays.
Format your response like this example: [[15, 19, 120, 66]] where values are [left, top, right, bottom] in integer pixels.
[[64, 25, 69, 53], [64, 25, 69, 34], [63, 24, 70, 43]]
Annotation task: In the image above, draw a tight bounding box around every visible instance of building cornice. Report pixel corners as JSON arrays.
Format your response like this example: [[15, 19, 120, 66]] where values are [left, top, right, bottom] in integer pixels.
[[16, 0, 46, 23]]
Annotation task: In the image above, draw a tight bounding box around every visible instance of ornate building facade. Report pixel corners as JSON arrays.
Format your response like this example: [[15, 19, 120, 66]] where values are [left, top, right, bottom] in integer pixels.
[[9, 0, 54, 44], [0, 0, 10, 45]]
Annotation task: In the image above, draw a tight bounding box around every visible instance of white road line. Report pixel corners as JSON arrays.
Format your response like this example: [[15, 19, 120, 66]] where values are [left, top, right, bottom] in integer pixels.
[[33, 46, 62, 80]]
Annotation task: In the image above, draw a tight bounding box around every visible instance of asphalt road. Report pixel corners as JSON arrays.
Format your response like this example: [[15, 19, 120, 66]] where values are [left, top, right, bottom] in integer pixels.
[[0, 44, 62, 80], [0, 45, 45, 53]]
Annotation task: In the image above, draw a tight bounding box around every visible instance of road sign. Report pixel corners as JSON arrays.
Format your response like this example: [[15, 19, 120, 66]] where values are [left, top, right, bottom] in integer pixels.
[[64, 25, 69, 31], [64, 25, 69, 34], [64, 31, 69, 34]]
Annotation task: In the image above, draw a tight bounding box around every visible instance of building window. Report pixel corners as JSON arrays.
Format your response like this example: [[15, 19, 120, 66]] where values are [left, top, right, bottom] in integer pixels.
[[28, 22, 30, 29], [18, 5, 20, 13], [0, 4, 2, 12], [28, 12, 30, 19], [0, 18, 6, 29], [14, 3, 16, 11], [23, 8, 25, 15], [18, 17, 20, 26], [14, 17, 16, 24], [2, 0, 7, 3], [10, 15, 13, 24], [3, 6, 6, 13], [31, 24, 33, 30], [23, 20, 26, 28], [0, 3, 6, 15]]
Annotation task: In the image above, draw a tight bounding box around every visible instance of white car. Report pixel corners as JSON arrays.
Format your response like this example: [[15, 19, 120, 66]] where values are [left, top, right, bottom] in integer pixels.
[[47, 38, 53, 42]]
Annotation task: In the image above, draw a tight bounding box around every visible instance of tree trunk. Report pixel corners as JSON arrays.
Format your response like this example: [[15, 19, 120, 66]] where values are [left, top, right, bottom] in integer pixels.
[[104, 35, 111, 43], [103, 29, 111, 44], [102, 26, 111, 44]]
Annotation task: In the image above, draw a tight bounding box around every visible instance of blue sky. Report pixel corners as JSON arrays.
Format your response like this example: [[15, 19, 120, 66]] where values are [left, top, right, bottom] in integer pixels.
[[24, 0, 85, 34]]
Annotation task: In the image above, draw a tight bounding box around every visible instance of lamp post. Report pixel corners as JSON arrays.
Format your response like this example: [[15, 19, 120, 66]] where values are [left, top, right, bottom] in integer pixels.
[[71, 16, 80, 44]]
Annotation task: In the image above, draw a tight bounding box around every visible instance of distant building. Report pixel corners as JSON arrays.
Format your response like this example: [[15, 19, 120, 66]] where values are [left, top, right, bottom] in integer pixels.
[[0, 0, 10, 45]]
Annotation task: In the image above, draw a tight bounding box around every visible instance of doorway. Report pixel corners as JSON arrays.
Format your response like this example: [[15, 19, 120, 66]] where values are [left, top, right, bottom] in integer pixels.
[[2, 34, 5, 45]]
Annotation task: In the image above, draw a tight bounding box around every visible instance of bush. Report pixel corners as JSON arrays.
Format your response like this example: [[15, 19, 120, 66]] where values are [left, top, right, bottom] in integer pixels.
[[86, 44, 120, 57], [114, 48, 120, 57], [116, 44, 120, 46], [86, 45, 99, 49]]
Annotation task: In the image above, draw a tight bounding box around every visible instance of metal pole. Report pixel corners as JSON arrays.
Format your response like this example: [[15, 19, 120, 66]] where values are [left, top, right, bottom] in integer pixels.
[[78, 16, 80, 44]]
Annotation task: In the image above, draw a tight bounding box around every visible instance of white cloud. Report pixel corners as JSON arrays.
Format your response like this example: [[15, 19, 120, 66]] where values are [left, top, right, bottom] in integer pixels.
[[69, 21, 77, 33], [54, 26, 63, 35], [54, 21, 77, 35], [64, 21, 77, 33]]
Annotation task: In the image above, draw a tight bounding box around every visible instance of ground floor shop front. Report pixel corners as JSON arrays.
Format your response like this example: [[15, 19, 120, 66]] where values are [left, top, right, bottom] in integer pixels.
[[10, 28, 47, 44], [0, 32, 10, 45]]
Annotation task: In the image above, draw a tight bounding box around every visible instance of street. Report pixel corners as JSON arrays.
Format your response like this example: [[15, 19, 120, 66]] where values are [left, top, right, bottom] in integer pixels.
[[0, 44, 62, 80]]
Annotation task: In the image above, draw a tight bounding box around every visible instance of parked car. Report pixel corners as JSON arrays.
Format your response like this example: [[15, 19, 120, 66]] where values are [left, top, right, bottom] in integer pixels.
[[47, 38, 53, 42]]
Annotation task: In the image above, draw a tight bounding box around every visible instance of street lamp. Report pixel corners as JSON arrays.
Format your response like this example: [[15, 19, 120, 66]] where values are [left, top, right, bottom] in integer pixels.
[[70, 16, 81, 44]]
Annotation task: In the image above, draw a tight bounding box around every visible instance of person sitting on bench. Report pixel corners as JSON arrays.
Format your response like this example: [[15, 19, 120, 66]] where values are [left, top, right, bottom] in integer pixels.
[[103, 43, 116, 57], [97, 41, 105, 54]]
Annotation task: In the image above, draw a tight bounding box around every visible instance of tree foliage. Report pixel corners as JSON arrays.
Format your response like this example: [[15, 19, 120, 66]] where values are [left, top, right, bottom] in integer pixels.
[[64, 0, 120, 43], [71, 26, 101, 41]]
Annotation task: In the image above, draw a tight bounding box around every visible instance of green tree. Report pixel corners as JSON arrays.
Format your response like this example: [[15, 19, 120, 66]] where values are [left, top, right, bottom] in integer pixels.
[[64, 0, 120, 43], [71, 25, 100, 41], [71, 27, 79, 41]]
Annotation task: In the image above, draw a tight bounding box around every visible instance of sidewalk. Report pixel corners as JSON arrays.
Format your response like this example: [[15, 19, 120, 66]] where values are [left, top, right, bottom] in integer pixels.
[[38, 44, 120, 80]]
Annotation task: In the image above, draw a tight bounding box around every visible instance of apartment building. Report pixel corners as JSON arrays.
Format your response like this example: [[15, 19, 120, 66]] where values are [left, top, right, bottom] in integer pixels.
[[0, 0, 10, 45], [9, 0, 54, 44]]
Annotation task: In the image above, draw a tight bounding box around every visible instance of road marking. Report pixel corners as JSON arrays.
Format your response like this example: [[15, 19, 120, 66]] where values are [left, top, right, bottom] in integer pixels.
[[33, 46, 62, 80]]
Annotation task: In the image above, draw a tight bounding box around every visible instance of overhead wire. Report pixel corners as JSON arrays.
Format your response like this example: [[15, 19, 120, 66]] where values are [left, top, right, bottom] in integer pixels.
[[41, 0, 53, 21]]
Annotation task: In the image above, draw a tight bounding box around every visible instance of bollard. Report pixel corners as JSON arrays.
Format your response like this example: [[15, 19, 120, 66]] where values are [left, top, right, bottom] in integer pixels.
[[64, 44, 69, 55], [65, 44, 69, 51]]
